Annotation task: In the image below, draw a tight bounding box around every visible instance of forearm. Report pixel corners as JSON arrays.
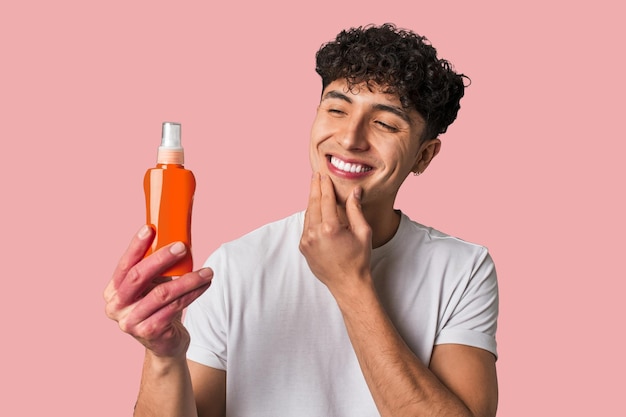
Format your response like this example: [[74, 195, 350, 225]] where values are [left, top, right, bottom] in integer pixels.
[[134, 350, 198, 417], [336, 280, 473, 417]]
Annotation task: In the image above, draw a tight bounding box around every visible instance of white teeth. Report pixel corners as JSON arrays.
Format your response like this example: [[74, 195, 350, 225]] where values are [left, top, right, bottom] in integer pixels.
[[330, 156, 371, 174]]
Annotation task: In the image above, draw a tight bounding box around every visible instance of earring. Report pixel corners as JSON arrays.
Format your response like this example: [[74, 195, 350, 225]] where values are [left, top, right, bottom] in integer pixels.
[[414, 171, 421, 176]]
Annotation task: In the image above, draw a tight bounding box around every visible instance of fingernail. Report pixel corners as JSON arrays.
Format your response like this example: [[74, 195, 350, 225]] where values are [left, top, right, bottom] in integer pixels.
[[199, 268, 213, 278], [138, 225, 151, 239], [353, 186, 362, 200], [170, 242, 186, 255]]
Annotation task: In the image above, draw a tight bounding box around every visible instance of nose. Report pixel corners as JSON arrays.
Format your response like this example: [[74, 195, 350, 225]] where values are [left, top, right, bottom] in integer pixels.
[[337, 116, 369, 151]]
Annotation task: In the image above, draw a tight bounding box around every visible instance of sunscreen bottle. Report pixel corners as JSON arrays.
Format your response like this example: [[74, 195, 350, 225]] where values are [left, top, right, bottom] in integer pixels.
[[143, 122, 196, 276]]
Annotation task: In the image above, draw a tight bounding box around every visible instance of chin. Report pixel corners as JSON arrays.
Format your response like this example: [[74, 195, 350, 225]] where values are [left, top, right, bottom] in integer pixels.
[[333, 188, 352, 207]]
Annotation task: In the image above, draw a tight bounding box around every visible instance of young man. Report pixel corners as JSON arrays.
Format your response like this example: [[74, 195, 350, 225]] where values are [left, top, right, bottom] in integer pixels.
[[105, 24, 499, 417]]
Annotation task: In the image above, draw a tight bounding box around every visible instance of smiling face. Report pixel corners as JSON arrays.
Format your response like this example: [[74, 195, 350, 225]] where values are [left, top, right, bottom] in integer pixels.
[[309, 79, 440, 213]]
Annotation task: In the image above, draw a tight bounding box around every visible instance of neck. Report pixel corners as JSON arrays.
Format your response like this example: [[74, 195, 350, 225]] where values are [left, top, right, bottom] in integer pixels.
[[337, 204, 400, 249], [367, 207, 401, 248]]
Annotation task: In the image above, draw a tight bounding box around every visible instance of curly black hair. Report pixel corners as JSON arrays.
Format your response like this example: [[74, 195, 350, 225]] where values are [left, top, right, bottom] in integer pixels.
[[315, 23, 468, 141]]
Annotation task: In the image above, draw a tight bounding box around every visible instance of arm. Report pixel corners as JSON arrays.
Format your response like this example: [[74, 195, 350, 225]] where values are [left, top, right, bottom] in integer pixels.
[[104, 226, 225, 417], [299, 174, 497, 417], [189, 360, 227, 417], [336, 279, 497, 417], [134, 352, 197, 416]]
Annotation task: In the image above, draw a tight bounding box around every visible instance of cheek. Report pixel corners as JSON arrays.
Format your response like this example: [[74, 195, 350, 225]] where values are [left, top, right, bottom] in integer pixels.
[[308, 134, 323, 172], [309, 148, 318, 171], [308, 118, 329, 172], [379, 144, 406, 167]]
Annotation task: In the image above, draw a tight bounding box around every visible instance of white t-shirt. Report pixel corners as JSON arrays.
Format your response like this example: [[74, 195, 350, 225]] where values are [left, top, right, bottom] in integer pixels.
[[185, 211, 498, 416]]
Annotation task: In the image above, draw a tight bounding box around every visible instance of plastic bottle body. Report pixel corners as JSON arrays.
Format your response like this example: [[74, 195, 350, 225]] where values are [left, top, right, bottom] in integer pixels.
[[143, 163, 196, 276]]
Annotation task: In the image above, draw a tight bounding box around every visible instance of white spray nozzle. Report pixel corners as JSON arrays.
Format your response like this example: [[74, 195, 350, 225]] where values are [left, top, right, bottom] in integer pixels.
[[161, 122, 182, 150], [157, 122, 184, 164]]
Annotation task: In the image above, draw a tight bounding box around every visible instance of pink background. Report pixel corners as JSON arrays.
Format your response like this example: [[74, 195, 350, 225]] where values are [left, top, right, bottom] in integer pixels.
[[1, 1, 624, 415]]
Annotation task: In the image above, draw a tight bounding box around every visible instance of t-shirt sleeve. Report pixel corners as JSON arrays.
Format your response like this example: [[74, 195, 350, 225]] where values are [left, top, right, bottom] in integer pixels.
[[435, 248, 499, 358], [184, 248, 229, 370]]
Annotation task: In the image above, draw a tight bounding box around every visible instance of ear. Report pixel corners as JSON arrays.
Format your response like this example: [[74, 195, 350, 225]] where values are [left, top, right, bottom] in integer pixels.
[[412, 138, 441, 174]]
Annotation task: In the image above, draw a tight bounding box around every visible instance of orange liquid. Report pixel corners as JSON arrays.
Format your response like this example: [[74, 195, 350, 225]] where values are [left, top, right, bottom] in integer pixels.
[[143, 163, 196, 276]]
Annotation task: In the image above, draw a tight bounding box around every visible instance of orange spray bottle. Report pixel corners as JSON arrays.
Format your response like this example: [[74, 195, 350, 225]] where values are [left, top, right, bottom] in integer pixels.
[[143, 122, 196, 276]]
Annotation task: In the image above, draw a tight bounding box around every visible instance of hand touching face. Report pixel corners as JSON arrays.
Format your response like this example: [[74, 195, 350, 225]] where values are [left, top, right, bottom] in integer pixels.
[[299, 173, 372, 300]]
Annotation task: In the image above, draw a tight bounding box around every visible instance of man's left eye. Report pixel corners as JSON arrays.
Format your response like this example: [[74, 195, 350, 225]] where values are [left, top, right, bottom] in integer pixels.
[[375, 121, 397, 132]]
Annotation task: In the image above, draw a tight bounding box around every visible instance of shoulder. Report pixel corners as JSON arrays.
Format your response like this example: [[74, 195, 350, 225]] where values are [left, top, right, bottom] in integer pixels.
[[397, 212, 492, 265], [388, 213, 497, 297], [224, 211, 303, 250], [203, 211, 305, 268]]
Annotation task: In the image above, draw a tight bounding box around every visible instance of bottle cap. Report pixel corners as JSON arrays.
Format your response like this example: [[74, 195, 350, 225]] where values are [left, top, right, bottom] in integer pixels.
[[157, 122, 184, 164]]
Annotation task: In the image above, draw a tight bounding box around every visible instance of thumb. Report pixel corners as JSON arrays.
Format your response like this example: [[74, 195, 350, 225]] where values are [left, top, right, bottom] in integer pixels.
[[346, 186, 371, 238]]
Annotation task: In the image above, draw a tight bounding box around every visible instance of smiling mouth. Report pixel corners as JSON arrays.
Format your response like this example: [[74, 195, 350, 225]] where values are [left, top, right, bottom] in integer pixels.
[[328, 155, 373, 174]]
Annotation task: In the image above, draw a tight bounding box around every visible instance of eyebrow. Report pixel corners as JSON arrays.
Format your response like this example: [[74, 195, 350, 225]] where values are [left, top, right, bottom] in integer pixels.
[[322, 90, 353, 103], [322, 90, 412, 124], [373, 103, 411, 124]]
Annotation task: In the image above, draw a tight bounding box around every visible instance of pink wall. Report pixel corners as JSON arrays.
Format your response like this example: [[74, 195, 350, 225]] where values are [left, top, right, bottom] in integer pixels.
[[1, 1, 623, 415]]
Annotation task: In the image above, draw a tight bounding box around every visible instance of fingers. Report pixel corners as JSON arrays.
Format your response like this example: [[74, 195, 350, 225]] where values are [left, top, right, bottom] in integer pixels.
[[320, 174, 339, 226], [106, 225, 154, 300], [304, 172, 322, 230], [304, 172, 340, 225], [111, 241, 190, 308], [345, 186, 362, 224], [104, 226, 214, 357], [346, 186, 372, 240], [105, 225, 207, 324], [118, 268, 213, 334], [108, 267, 212, 358]]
